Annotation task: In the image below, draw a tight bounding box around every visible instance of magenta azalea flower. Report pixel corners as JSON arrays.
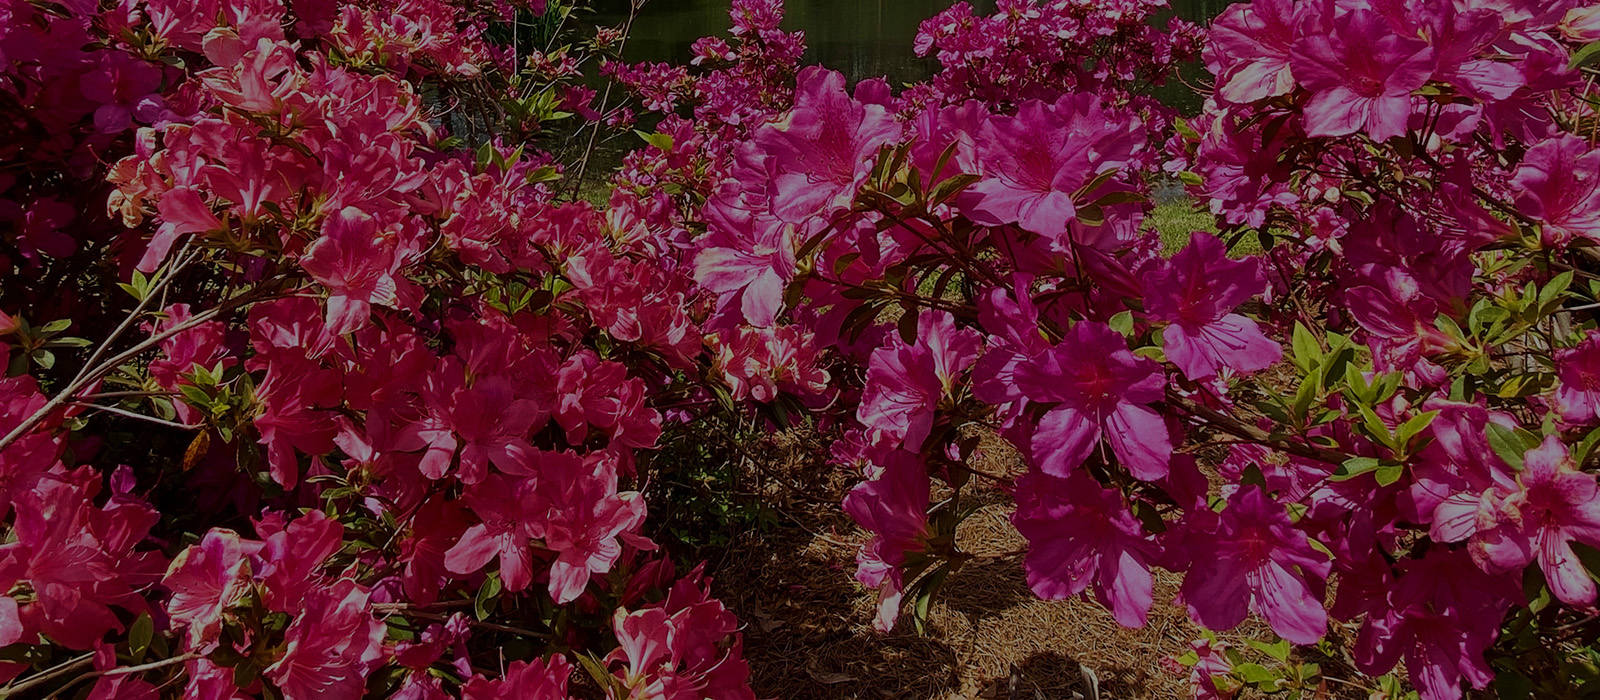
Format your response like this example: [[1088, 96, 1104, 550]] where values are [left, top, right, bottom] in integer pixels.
[[1014, 321, 1171, 480], [753, 66, 898, 223], [462, 657, 573, 700], [1144, 232, 1280, 380], [1289, 10, 1434, 141], [693, 213, 796, 328], [300, 207, 402, 335], [444, 473, 541, 593], [529, 451, 649, 605], [1354, 548, 1518, 700], [842, 450, 930, 632], [1012, 471, 1160, 627], [398, 368, 542, 484], [1204, 0, 1309, 104], [1468, 437, 1600, 605], [964, 94, 1142, 243], [162, 529, 251, 648], [1178, 486, 1330, 645], [256, 510, 344, 614], [264, 579, 386, 700], [857, 311, 980, 451], [1512, 134, 1600, 246], [1556, 333, 1600, 424]]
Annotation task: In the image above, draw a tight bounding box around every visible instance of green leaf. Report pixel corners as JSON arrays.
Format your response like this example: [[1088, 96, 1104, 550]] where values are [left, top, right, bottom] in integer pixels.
[[928, 173, 981, 206], [1395, 410, 1440, 446], [1177, 171, 1203, 186], [1290, 322, 1320, 373], [1353, 402, 1397, 451], [896, 305, 919, 345], [1374, 463, 1404, 487], [1539, 271, 1574, 312], [909, 564, 949, 636], [1486, 422, 1529, 470], [1331, 457, 1381, 482], [635, 130, 674, 152], [1233, 663, 1277, 685], [525, 165, 561, 184], [1571, 40, 1600, 70], [1575, 426, 1600, 467], [1246, 638, 1291, 663], [1090, 189, 1146, 207], [475, 574, 503, 621], [1291, 370, 1321, 423], [129, 613, 154, 663], [1108, 310, 1134, 337], [1495, 671, 1534, 700], [39, 318, 72, 334]]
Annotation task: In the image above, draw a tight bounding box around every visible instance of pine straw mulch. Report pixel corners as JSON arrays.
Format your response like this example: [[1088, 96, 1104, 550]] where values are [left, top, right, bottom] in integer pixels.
[[692, 429, 1373, 700]]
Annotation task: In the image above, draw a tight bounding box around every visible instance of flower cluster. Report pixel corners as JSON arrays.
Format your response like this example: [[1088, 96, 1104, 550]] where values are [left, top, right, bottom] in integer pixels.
[[10, 0, 1600, 698], [0, 0, 757, 697], [680, 0, 1600, 698]]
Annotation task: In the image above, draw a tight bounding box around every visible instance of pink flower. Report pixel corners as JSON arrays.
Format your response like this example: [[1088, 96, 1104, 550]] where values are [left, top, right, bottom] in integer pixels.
[[693, 214, 795, 328], [1455, 437, 1600, 605], [529, 451, 649, 604], [1564, 5, 1600, 41], [443, 473, 541, 592], [752, 66, 898, 223], [1512, 134, 1600, 246], [1289, 10, 1434, 141], [857, 311, 980, 450], [398, 366, 543, 484], [964, 94, 1142, 243], [300, 207, 403, 335], [140, 187, 223, 272], [1012, 471, 1159, 627], [250, 356, 340, 488], [1353, 549, 1517, 700], [711, 324, 831, 402], [1142, 233, 1280, 380], [264, 579, 386, 700], [462, 656, 573, 700], [607, 569, 756, 700], [842, 450, 930, 632], [1556, 333, 1600, 424], [1014, 321, 1171, 480], [1177, 486, 1330, 645], [256, 510, 343, 613], [1204, 0, 1308, 104], [553, 352, 663, 449], [1186, 639, 1234, 700], [162, 529, 251, 648]]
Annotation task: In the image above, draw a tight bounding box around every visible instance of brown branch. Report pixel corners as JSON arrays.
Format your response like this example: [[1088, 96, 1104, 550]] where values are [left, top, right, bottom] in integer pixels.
[[1163, 388, 1353, 466]]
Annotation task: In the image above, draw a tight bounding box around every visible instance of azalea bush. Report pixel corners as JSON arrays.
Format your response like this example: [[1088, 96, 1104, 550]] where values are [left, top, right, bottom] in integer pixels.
[[6, 0, 1600, 697]]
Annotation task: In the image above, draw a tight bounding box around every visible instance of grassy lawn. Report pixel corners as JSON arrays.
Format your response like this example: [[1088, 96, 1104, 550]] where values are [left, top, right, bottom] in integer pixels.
[[1148, 198, 1219, 255], [1146, 197, 1266, 257]]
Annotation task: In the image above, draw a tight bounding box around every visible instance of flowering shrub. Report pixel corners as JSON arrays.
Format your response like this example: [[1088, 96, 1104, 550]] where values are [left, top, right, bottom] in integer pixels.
[[7, 0, 1600, 697]]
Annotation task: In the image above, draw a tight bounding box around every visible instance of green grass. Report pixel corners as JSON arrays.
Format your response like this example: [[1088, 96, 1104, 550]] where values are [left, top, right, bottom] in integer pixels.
[[1148, 199, 1219, 256], [1146, 198, 1265, 257]]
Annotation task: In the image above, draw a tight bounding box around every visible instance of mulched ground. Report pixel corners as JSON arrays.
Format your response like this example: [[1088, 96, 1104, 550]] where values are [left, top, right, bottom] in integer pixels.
[[678, 427, 1379, 700]]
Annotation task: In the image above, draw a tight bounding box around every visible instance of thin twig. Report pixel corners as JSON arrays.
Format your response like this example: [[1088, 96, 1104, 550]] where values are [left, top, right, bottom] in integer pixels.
[[70, 243, 198, 387], [394, 610, 550, 639], [73, 402, 203, 430], [0, 653, 93, 698], [1163, 388, 1354, 466], [0, 284, 280, 454], [568, 0, 642, 197]]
